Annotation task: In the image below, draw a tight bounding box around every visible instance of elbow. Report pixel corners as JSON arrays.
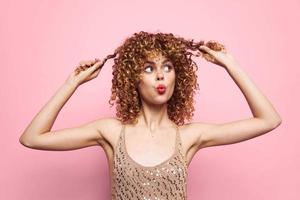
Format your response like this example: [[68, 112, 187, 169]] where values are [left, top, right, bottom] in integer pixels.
[[273, 115, 282, 127], [275, 119, 282, 128], [258, 116, 282, 131], [19, 135, 33, 148], [19, 137, 27, 147], [267, 117, 282, 129]]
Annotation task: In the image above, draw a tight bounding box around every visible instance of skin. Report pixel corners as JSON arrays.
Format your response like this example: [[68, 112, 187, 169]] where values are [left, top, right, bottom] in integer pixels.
[[136, 50, 176, 132], [106, 46, 282, 168], [122, 50, 181, 167], [20, 45, 282, 173]]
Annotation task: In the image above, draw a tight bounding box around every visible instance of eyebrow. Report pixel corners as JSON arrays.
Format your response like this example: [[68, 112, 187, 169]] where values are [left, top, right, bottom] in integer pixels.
[[144, 59, 172, 65]]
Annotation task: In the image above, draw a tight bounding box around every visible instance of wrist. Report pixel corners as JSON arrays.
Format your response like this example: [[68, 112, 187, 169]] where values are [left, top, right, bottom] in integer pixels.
[[225, 61, 241, 71], [64, 79, 79, 90]]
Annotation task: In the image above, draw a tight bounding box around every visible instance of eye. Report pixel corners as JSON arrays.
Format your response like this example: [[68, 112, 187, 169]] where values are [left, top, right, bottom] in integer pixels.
[[144, 64, 172, 72], [164, 64, 173, 71], [144, 65, 153, 73]]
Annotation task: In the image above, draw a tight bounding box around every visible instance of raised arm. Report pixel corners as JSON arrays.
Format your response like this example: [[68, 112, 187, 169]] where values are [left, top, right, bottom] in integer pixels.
[[192, 45, 282, 149], [19, 58, 106, 151]]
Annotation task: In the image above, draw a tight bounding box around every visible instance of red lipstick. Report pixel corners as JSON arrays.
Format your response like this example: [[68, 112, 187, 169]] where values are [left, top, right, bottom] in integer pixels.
[[156, 84, 166, 94]]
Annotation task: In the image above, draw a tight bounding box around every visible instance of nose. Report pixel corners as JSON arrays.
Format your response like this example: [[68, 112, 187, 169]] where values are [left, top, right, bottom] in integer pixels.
[[156, 71, 164, 80]]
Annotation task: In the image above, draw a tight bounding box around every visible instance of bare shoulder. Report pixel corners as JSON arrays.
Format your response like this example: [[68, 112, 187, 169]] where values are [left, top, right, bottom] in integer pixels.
[[180, 121, 216, 150], [175, 122, 213, 166], [93, 117, 123, 149]]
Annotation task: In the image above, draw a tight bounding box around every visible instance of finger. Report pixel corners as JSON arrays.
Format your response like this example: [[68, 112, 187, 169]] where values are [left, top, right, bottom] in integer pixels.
[[79, 66, 85, 70], [220, 49, 227, 53], [90, 67, 101, 77], [200, 45, 217, 56], [86, 58, 100, 67], [79, 60, 93, 67], [200, 45, 211, 52], [88, 60, 104, 72], [90, 58, 100, 66], [79, 60, 88, 66]]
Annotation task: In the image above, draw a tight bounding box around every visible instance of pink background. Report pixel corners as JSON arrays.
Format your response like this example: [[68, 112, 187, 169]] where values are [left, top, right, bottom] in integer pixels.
[[1, 0, 299, 199]]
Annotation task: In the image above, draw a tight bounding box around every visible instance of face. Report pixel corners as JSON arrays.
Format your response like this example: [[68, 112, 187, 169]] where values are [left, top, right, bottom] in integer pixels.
[[137, 51, 176, 105]]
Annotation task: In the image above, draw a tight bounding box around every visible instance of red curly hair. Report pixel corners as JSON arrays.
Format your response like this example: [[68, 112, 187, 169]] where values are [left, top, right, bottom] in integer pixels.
[[98, 31, 226, 126]]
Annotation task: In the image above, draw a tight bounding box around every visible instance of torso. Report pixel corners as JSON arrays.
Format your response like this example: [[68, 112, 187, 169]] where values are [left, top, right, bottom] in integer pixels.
[[97, 118, 201, 174]]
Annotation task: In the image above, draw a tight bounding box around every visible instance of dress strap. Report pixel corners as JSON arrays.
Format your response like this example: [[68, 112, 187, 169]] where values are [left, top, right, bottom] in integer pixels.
[[121, 123, 125, 140], [175, 125, 183, 151], [121, 123, 125, 132], [117, 123, 125, 148], [175, 124, 179, 146]]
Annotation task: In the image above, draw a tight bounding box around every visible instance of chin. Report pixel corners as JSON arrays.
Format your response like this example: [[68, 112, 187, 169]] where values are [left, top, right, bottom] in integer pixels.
[[153, 95, 172, 104]]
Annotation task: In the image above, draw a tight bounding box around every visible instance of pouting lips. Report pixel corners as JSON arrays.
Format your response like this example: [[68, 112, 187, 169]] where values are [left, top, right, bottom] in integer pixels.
[[156, 84, 166, 89], [156, 85, 166, 94]]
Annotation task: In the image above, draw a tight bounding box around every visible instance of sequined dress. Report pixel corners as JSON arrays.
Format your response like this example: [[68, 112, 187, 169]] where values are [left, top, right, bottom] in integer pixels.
[[111, 123, 188, 200]]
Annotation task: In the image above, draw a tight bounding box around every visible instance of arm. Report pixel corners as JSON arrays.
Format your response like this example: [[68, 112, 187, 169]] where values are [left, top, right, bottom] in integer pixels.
[[19, 58, 105, 150], [194, 46, 282, 149]]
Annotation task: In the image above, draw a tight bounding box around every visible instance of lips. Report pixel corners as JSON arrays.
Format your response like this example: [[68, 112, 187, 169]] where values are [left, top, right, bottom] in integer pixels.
[[156, 84, 166, 94]]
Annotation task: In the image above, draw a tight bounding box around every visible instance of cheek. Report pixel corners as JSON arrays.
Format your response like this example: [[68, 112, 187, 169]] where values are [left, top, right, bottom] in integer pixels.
[[137, 77, 148, 92], [137, 77, 156, 98], [139, 75, 152, 86], [170, 72, 176, 84]]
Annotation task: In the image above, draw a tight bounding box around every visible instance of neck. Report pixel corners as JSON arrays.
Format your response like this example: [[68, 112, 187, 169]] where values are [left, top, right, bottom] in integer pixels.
[[136, 102, 173, 132]]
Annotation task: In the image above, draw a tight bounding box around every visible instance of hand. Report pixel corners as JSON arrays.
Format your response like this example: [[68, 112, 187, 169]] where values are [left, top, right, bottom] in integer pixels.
[[199, 45, 238, 69], [65, 58, 104, 87]]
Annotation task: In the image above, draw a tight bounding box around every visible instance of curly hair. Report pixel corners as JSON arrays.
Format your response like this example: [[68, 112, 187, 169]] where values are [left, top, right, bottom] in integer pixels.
[[98, 31, 226, 126]]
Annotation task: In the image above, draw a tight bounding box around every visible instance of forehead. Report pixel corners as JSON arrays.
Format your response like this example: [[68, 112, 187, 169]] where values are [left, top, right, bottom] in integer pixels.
[[144, 50, 169, 63]]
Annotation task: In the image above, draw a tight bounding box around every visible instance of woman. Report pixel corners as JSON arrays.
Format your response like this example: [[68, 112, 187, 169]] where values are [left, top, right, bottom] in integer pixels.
[[19, 31, 282, 200]]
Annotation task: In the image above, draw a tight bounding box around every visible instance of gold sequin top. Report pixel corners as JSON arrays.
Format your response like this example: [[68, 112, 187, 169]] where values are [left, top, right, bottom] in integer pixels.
[[111, 123, 188, 200]]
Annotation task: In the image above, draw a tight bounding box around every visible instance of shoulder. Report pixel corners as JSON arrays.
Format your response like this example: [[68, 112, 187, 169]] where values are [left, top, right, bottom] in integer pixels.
[[179, 122, 213, 149], [92, 117, 123, 147]]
